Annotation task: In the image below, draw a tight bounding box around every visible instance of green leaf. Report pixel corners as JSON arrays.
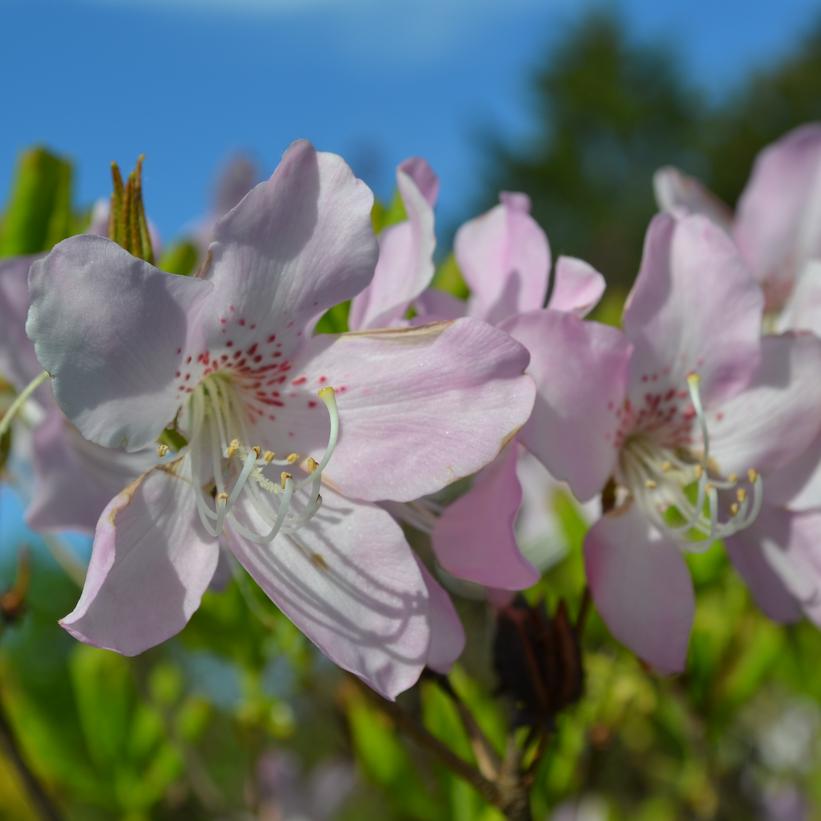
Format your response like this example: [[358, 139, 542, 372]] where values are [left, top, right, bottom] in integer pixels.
[[158, 241, 200, 276], [431, 253, 469, 299], [0, 147, 73, 256]]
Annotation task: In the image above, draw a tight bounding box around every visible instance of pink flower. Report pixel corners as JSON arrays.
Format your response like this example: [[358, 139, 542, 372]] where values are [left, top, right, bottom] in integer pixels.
[[655, 123, 821, 319], [26, 141, 534, 698], [505, 214, 821, 671], [352, 174, 603, 595]]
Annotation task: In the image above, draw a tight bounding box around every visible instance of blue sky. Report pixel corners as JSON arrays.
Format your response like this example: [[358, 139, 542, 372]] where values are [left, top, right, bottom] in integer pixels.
[[1, 0, 818, 240]]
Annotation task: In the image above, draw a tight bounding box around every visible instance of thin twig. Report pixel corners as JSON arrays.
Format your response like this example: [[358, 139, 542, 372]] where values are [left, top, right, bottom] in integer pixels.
[[0, 690, 62, 821]]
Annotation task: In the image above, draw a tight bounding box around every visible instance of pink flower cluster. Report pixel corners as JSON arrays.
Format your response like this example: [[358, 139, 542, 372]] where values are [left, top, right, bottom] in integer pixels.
[[2, 128, 821, 698]]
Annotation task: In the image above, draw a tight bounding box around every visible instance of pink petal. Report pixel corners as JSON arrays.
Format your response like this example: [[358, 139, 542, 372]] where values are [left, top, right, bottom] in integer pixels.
[[725, 505, 806, 624], [60, 461, 220, 655], [456, 192, 550, 324], [546, 256, 606, 317], [226, 487, 431, 700], [623, 214, 763, 407], [708, 333, 821, 477], [503, 310, 632, 502], [277, 318, 535, 502], [653, 166, 734, 231], [207, 140, 377, 346], [585, 503, 694, 673], [27, 235, 213, 451], [734, 123, 821, 300], [414, 288, 467, 321], [417, 561, 465, 673], [349, 158, 438, 330], [432, 444, 539, 590], [777, 259, 821, 334], [26, 409, 154, 533], [765, 431, 821, 511], [0, 255, 43, 391]]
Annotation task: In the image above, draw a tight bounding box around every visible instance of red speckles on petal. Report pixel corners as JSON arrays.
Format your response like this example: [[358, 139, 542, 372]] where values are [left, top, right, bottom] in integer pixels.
[[308, 400, 317, 408], [226, 340, 234, 348], [292, 376, 307, 386], [317, 375, 327, 384]]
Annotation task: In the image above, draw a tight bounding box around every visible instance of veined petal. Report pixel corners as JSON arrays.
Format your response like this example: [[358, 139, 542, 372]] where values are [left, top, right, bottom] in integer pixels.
[[226, 487, 431, 700], [623, 214, 763, 406], [653, 166, 734, 231], [27, 235, 213, 451], [349, 158, 438, 330], [708, 333, 821, 477], [26, 409, 155, 533], [457, 193, 550, 324], [0, 255, 42, 390], [432, 444, 539, 590], [725, 505, 805, 624], [504, 310, 632, 502], [734, 123, 821, 296], [414, 288, 467, 322], [275, 318, 534, 502], [207, 141, 377, 348], [60, 460, 220, 655], [546, 256, 606, 317], [584, 503, 694, 673], [417, 561, 465, 673]]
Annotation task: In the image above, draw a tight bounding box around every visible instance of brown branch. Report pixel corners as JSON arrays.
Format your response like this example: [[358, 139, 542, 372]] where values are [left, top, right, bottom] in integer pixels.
[[0, 692, 62, 821]]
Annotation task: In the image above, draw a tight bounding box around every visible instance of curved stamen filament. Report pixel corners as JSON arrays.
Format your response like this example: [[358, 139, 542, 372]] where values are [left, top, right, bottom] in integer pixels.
[[0, 370, 50, 440]]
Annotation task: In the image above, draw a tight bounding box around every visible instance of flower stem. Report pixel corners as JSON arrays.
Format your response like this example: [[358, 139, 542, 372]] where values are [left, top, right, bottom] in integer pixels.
[[0, 371, 49, 441]]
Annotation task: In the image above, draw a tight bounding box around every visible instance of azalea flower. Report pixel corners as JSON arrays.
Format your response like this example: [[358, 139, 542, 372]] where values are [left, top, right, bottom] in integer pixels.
[[655, 122, 821, 321], [0, 255, 151, 532], [505, 213, 821, 671], [351, 173, 603, 594], [26, 141, 534, 698]]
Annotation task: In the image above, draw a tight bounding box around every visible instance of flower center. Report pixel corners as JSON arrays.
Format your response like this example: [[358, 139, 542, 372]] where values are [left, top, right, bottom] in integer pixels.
[[180, 374, 339, 544], [617, 373, 762, 547]]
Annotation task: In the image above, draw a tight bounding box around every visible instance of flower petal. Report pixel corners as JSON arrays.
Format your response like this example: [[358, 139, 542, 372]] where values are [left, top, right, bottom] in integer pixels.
[[734, 123, 821, 297], [60, 460, 220, 655], [0, 255, 42, 390], [26, 409, 154, 533], [546, 256, 606, 317], [503, 310, 632, 502], [776, 259, 821, 334], [623, 214, 763, 406], [456, 193, 550, 324], [725, 505, 821, 622], [27, 235, 213, 451], [207, 140, 377, 346], [708, 333, 821, 477], [349, 158, 438, 330], [226, 487, 431, 700], [765, 432, 821, 511], [653, 166, 734, 231], [584, 503, 694, 673], [417, 561, 465, 673], [274, 318, 535, 502], [432, 444, 539, 590]]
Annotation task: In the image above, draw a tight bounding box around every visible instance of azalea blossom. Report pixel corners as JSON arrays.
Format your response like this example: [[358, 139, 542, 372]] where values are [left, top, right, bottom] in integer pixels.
[[0, 255, 151, 532], [352, 172, 603, 594], [26, 140, 534, 698], [505, 213, 821, 671], [655, 122, 821, 321]]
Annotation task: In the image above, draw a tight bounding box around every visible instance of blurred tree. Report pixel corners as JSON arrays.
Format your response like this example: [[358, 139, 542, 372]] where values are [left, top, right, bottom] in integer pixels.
[[479, 10, 821, 290]]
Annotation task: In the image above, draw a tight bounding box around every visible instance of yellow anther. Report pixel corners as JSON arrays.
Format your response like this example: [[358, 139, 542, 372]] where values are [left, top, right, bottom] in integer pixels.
[[728, 473, 738, 484], [318, 386, 336, 400], [705, 482, 715, 493], [747, 468, 759, 484], [736, 487, 747, 503], [286, 452, 300, 464], [216, 491, 229, 503], [305, 457, 319, 473], [730, 502, 740, 515], [694, 464, 704, 479], [644, 479, 657, 489], [252, 445, 261, 459], [687, 372, 701, 386], [661, 461, 672, 472], [280, 471, 292, 489], [263, 450, 275, 464], [227, 438, 240, 457], [157, 443, 169, 457]]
